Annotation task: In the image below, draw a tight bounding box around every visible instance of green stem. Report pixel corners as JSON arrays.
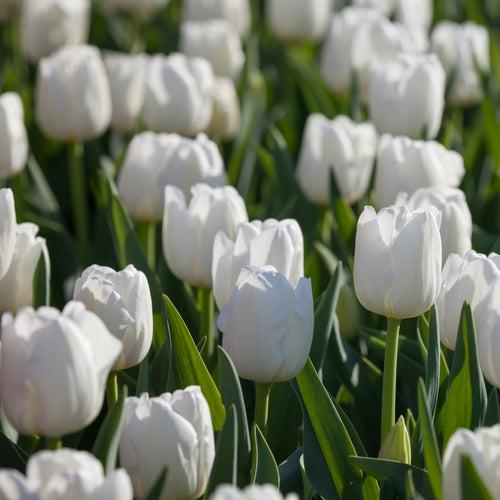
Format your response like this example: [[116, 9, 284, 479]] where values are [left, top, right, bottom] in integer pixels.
[[381, 318, 402, 444], [254, 383, 272, 437], [106, 372, 118, 409], [198, 287, 215, 358], [136, 222, 156, 269], [45, 437, 62, 450]]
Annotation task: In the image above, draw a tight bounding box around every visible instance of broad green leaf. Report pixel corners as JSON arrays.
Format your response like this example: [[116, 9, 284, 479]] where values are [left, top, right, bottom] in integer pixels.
[[150, 337, 171, 396], [136, 356, 149, 396], [329, 172, 357, 246], [33, 242, 51, 308], [406, 471, 426, 500], [279, 448, 304, 498], [250, 424, 279, 488], [0, 432, 27, 471], [484, 389, 500, 426], [461, 455, 493, 500], [425, 307, 441, 419], [145, 468, 168, 500]]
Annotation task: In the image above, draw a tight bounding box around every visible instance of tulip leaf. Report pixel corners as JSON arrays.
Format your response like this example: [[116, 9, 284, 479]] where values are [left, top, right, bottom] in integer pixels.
[[460, 455, 494, 500], [145, 467, 168, 500], [163, 294, 226, 430], [250, 424, 279, 488], [150, 337, 171, 396], [484, 389, 500, 426], [0, 432, 28, 471], [136, 355, 149, 396], [33, 241, 51, 308], [329, 171, 357, 247]]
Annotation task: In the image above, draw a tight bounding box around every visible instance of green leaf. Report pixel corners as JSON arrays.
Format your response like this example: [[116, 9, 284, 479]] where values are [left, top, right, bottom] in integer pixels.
[[136, 355, 149, 396], [424, 307, 441, 419], [33, 242, 51, 308], [250, 424, 279, 488], [163, 295, 225, 430], [484, 389, 500, 426], [461, 455, 493, 500], [0, 432, 28, 471], [150, 338, 171, 396], [145, 468, 168, 500]]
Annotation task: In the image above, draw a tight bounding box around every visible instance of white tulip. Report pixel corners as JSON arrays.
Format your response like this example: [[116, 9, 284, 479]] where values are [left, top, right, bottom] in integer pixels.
[[21, 0, 90, 63], [266, 0, 333, 42], [431, 21, 490, 106], [119, 387, 215, 500], [437, 251, 500, 350], [217, 265, 314, 383], [209, 484, 299, 500], [180, 20, 245, 81], [143, 53, 214, 136], [99, 0, 170, 18], [182, 0, 251, 38], [0, 301, 122, 437], [208, 76, 240, 140], [117, 132, 225, 222], [105, 53, 147, 133], [375, 135, 465, 208], [353, 0, 394, 15], [35, 45, 112, 142], [0, 189, 17, 280], [395, 0, 433, 32], [296, 114, 378, 205], [354, 205, 442, 319], [443, 425, 500, 500], [0, 470, 35, 500], [0, 93, 28, 180], [368, 53, 445, 139], [395, 187, 472, 261], [162, 183, 248, 288], [73, 264, 153, 370], [212, 219, 304, 310]]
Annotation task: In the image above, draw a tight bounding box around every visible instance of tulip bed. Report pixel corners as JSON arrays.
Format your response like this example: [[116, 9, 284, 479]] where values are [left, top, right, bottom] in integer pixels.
[[0, 0, 500, 499]]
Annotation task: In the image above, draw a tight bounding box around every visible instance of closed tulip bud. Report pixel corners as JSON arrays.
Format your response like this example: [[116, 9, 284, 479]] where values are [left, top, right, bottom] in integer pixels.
[[354, 205, 442, 319], [162, 184, 248, 288], [375, 135, 465, 208], [353, 0, 394, 15], [368, 53, 445, 140], [117, 132, 225, 222], [266, 0, 332, 42], [217, 265, 314, 383], [0, 301, 122, 437], [35, 45, 112, 142], [100, 0, 170, 18], [437, 251, 500, 350], [208, 76, 240, 140], [119, 387, 215, 500], [212, 219, 304, 310], [209, 484, 299, 500], [105, 53, 147, 133], [0, 189, 16, 280], [73, 264, 153, 371], [296, 114, 378, 205], [378, 416, 412, 463], [143, 53, 214, 136], [20, 0, 90, 63], [0, 93, 28, 180], [443, 426, 500, 500], [395, 0, 433, 32], [0, 449, 133, 499], [396, 187, 472, 261], [431, 21, 490, 107], [180, 20, 245, 81], [182, 0, 251, 39]]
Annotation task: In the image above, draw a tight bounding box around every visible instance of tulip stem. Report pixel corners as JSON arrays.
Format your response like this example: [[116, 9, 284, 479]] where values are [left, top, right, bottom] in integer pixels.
[[198, 288, 215, 359], [137, 222, 156, 269], [106, 372, 119, 409], [45, 437, 62, 450], [381, 318, 401, 444], [254, 383, 272, 437]]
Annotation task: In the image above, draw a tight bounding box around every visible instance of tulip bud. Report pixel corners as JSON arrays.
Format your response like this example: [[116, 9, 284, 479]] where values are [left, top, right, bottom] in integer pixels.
[[20, 0, 90, 63], [100, 0, 170, 18], [442, 426, 500, 500], [182, 0, 251, 39], [353, 0, 394, 15], [212, 219, 304, 310], [35, 45, 112, 142], [396, 187, 472, 262], [105, 53, 147, 133], [162, 183, 248, 288], [0, 301, 122, 437], [431, 21, 490, 107], [208, 76, 240, 140], [73, 264, 153, 370], [0, 93, 28, 180], [217, 265, 314, 383], [354, 205, 442, 319], [437, 251, 500, 350], [395, 0, 433, 32], [0, 189, 17, 280], [143, 53, 215, 136], [209, 484, 299, 500], [180, 20, 245, 81], [378, 416, 412, 463], [375, 135, 465, 208], [266, 0, 332, 42], [368, 53, 445, 140], [119, 387, 215, 500], [117, 132, 225, 222], [296, 114, 378, 206]]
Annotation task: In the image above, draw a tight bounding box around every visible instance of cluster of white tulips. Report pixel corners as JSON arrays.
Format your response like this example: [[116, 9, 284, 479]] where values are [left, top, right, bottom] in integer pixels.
[[0, 0, 498, 499]]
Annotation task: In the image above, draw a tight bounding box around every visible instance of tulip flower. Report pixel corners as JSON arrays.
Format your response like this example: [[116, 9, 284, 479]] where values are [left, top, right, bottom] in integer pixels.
[[396, 187, 472, 261], [431, 21, 490, 107], [437, 251, 500, 350], [442, 425, 500, 500], [266, 0, 332, 42], [209, 484, 299, 500], [375, 135, 465, 208], [119, 387, 215, 500], [395, 0, 433, 32], [0, 93, 28, 180], [368, 53, 445, 139], [105, 53, 147, 133], [180, 20, 245, 80], [117, 132, 225, 223], [353, 0, 394, 15], [296, 114, 378, 205], [212, 219, 304, 310], [20, 0, 90, 63], [143, 53, 214, 136], [0, 449, 133, 499], [73, 264, 153, 371], [208, 76, 241, 140], [0, 301, 122, 438], [0, 188, 16, 280], [182, 0, 251, 38]]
